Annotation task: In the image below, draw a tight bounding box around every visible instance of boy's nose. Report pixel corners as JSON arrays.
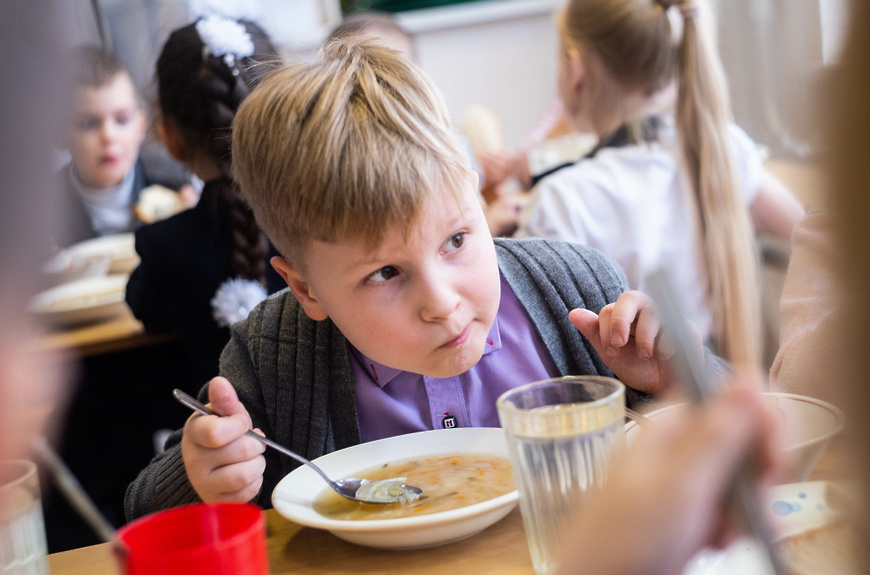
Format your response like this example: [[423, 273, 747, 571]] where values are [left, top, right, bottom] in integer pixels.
[[418, 277, 460, 322], [99, 122, 117, 141]]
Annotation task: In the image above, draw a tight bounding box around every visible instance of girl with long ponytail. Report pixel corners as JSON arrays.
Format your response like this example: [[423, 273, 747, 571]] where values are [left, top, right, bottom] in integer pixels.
[[517, 0, 805, 367], [126, 16, 283, 386]]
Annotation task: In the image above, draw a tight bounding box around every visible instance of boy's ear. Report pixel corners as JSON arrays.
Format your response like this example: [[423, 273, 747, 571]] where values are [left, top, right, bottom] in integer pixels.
[[157, 121, 188, 163], [270, 256, 328, 321]]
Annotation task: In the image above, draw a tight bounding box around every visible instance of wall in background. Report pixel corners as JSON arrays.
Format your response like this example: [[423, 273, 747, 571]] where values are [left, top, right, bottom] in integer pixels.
[[282, 0, 564, 153], [400, 0, 562, 150]]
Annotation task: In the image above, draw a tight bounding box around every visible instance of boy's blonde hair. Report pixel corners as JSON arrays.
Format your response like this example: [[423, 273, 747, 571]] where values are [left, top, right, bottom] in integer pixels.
[[559, 0, 761, 367], [233, 38, 472, 267]]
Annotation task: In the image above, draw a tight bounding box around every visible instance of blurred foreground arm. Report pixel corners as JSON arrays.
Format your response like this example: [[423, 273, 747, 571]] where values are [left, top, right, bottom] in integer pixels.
[[750, 169, 805, 240], [770, 207, 840, 400], [557, 375, 785, 575]]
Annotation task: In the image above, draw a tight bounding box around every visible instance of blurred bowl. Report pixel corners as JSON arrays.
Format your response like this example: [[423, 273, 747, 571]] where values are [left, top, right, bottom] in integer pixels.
[[682, 480, 845, 575], [30, 274, 129, 328], [271, 427, 518, 550], [66, 233, 139, 275], [625, 393, 845, 483]]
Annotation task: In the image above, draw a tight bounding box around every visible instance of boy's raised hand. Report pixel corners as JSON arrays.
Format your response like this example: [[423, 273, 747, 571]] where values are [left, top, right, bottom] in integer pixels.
[[569, 290, 703, 397], [181, 377, 266, 503]]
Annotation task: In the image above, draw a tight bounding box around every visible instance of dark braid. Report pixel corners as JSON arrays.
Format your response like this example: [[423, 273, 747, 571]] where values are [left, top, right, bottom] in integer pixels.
[[156, 19, 279, 284]]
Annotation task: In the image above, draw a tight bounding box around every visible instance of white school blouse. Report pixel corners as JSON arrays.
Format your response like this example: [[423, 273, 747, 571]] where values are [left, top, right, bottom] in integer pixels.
[[515, 118, 762, 341]]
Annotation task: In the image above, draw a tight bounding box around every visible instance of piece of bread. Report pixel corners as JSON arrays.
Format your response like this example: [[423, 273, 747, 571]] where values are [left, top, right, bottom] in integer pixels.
[[135, 185, 185, 224]]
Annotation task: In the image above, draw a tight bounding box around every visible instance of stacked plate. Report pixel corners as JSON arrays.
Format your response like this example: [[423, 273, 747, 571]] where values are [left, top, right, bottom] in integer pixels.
[[33, 233, 139, 328], [30, 274, 130, 328], [60, 233, 139, 276]]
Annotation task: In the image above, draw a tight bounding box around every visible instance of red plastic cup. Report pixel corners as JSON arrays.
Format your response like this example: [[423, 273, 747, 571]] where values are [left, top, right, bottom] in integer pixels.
[[116, 503, 268, 575]]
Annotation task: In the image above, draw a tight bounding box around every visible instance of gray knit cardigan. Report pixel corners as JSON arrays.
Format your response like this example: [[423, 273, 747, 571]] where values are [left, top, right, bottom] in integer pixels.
[[124, 238, 724, 520]]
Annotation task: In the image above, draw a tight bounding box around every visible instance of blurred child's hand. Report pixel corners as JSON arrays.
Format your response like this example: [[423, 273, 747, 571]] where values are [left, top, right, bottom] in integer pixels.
[[569, 290, 703, 396], [178, 183, 201, 208], [479, 150, 517, 191], [556, 374, 786, 575], [181, 377, 266, 503], [485, 193, 528, 237]]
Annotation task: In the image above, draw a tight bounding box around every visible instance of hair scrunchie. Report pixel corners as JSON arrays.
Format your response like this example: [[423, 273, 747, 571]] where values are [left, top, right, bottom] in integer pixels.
[[195, 15, 255, 69], [657, 0, 699, 19]]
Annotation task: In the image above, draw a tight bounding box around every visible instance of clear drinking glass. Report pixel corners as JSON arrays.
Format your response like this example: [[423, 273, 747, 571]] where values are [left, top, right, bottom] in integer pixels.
[[497, 376, 625, 575], [0, 460, 49, 575]]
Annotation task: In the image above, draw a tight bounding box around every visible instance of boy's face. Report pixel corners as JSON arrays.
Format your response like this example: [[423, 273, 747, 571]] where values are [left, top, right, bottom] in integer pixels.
[[67, 73, 145, 189], [275, 178, 500, 378]]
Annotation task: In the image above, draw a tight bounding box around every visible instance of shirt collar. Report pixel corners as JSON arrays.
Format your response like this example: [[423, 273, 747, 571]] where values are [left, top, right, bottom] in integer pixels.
[[70, 162, 136, 206], [349, 316, 503, 389]]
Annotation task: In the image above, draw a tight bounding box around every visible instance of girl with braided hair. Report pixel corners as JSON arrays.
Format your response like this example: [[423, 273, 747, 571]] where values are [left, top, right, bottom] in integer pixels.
[[516, 0, 805, 368], [126, 16, 284, 387]]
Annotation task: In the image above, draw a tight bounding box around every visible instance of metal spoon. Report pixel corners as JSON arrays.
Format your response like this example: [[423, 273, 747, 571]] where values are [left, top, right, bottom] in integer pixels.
[[625, 406, 653, 427], [172, 389, 423, 505]]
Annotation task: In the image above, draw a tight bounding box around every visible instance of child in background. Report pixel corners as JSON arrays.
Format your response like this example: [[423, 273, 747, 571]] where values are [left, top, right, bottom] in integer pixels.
[[327, 10, 416, 60], [515, 0, 806, 368], [125, 17, 285, 389], [125, 39, 728, 519], [58, 46, 151, 246]]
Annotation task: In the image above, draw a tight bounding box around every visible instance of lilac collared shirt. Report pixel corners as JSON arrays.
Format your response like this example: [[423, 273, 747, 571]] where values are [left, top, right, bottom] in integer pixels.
[[349, 273, 560, 442]]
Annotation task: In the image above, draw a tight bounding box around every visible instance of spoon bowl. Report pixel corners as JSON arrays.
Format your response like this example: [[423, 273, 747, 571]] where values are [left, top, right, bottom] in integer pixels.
[[172, 389, 422, 504]]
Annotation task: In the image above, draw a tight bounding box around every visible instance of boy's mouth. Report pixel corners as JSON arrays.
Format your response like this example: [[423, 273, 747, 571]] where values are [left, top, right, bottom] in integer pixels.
[[440, 324, 471, 349]]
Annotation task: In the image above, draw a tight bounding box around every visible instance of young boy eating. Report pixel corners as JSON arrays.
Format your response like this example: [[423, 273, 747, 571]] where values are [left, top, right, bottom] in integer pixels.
[[125, 39, 725, 519]]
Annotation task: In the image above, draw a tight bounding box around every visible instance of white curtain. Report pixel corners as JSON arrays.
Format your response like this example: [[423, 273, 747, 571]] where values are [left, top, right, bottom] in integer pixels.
[[717, 0, 827, 162]]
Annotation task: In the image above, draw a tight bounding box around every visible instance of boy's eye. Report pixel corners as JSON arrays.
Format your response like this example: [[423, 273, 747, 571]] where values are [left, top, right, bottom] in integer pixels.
[[369, 266, 399, 283], [115, 113, 132, 126], [443, 232, 466, 252]]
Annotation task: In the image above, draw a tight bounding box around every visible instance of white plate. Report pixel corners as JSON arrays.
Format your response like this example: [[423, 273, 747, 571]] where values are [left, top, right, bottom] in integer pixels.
[[682, 481, 840, 575], [66, 233, 139, 275], [30, 274, 129, 328], [271, 427, 518, 550]]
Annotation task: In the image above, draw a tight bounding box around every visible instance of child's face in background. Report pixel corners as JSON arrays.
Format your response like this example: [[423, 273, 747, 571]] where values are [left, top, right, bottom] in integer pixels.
[[281, 177, 500, 378], [67, 73, 145, 189]]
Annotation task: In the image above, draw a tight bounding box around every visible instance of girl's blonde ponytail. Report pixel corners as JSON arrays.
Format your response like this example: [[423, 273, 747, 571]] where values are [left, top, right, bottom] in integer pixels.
[[675, 0, 761, 367]]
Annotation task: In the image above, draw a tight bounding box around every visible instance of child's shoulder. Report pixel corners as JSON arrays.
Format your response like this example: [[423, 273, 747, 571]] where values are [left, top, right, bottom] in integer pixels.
[[232, 286, 313, 337], [494, 237, 628, 288], [495, 236, 614, 260], [535, 145, 672, 206]]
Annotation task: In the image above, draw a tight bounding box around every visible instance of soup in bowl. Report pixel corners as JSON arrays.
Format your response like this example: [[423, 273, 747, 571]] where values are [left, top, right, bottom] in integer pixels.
[[271, 427, 518, 549]]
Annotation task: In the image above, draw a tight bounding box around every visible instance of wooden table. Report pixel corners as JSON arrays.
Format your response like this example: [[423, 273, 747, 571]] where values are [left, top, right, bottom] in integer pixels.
[[46, 435, 852, 575], [47, 505, 533, 575], [37, 306, 173, 358]]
